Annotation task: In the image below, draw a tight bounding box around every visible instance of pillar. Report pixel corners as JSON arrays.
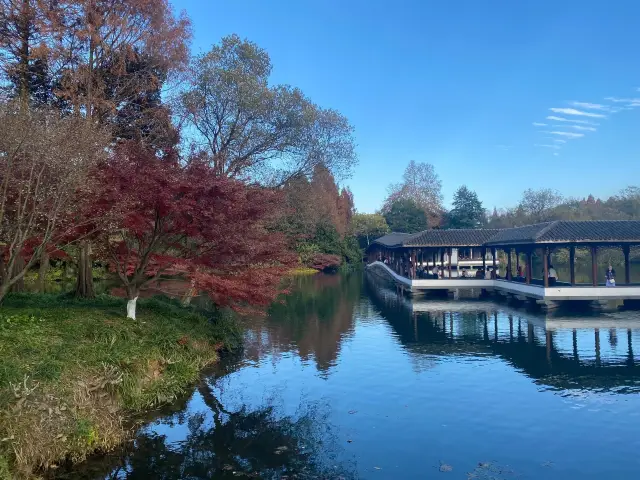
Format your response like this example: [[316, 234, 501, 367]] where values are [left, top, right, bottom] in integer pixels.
[[515, 250, 520, 276], [526, 250, 532, 285], [482, 247, 486, 272], [569, 246, 575, 286], [448, 248, 452, 279], [591, 246, 598, 287], [506, 249, 512, 281], [624, 245, 631, 284], [492, 247, 497, 272], [411, 250, 417, 279], [543, 247, 549, 288], [440, 249, 445, 273]]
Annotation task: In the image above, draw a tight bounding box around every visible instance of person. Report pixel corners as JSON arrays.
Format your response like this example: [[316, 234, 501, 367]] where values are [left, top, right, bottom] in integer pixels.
[[475, 268, 484, 278], [517, 265, 523, 278], [485, 267, 492, 280], [548, 264, 558, 286], [605, 265, 616, 287], [461, 269, 467, 278]]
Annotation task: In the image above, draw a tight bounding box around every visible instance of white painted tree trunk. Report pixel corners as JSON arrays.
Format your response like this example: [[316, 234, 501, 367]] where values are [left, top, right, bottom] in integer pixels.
[[127, 296, 138, 320]]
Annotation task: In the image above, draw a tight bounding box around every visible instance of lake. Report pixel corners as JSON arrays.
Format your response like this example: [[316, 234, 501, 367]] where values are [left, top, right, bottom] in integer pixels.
[[62, 272, 640, 479]]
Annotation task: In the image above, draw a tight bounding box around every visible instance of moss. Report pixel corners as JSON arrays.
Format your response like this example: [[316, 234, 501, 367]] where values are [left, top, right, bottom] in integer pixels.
[[0, 293, 242, 478], [289, 267, 319, 275]]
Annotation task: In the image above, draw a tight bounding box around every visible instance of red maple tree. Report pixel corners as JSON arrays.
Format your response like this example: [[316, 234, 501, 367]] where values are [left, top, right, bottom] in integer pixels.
[[91, 142, 296, 318]]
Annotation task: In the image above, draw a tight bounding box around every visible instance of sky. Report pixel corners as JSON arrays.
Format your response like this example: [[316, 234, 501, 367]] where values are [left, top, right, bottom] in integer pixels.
[[172, 0, 640, 213]]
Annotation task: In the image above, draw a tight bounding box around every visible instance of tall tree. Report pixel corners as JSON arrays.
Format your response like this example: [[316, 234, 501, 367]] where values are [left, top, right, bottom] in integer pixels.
[[383, 160, 443, 225], [177, 34, 356, 184], [0, 103, 107, 302], [383, 199, 428, 234], [517, 188, 563, 223], [91, 142, 295, 319], [447, 185, 485, 229], [352, 213, 389, 247]]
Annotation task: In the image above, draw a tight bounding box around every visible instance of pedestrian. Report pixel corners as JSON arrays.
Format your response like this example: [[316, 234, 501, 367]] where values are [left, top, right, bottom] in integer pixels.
[[605, 265, 616, 287]]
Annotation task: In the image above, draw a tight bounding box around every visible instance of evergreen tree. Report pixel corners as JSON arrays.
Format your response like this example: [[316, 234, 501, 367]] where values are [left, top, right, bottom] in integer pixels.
[[448, 186, 485, 229], [384, 199, 428, 233]]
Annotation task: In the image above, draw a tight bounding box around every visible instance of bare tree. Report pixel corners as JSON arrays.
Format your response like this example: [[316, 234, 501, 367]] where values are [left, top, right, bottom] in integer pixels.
[[383, 160, 443, 225], [517, 188, 563, 223], [0, 103, 107, 302], [177, 34, 356, 184]]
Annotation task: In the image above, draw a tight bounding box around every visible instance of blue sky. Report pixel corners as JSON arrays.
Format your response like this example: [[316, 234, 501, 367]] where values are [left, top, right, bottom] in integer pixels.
[[173, 0, 640, 213]]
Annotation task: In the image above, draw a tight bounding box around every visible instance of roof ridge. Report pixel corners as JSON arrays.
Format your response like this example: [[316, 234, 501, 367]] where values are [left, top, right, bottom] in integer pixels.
[[532, 221, 558, 240]]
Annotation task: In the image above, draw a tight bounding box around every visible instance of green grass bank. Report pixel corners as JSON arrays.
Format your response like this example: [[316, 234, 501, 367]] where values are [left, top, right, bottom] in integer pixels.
[[0, 293, 242, 479]]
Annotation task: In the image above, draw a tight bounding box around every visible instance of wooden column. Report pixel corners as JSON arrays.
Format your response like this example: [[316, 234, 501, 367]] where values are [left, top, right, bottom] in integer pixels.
[[482, 247, 486, 272], [591, 246, 598, 287], [491, 247, 497, 278], [569, 246, 576, 285], [624, 245, 631, 284], [447, 248, 452, 279], [432, 251, 436, 270], [440, 249, 445, 271], [411, 250, 417, 279], [515, 249, 520, 274], [543, 247, 549, 288], [526, 249, 532, 285], [506, 249, 512, 280]]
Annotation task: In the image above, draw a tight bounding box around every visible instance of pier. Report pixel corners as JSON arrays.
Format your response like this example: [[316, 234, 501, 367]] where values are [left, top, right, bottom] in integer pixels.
[[366, 220, 640, 309]]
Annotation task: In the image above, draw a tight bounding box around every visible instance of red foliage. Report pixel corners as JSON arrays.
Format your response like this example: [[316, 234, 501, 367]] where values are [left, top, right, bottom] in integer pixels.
[[310, 254, 341, 272], [91, 142, 296, 310]]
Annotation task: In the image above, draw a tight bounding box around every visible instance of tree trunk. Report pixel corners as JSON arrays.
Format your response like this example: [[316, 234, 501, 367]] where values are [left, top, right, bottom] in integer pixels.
[[18, 0, 31, 110], [36, 249, 50, 293], [181, 279, 196, 307], [75, 241, 95, 298], [126, 290, 139, 319], [10, 255, 25, 293]]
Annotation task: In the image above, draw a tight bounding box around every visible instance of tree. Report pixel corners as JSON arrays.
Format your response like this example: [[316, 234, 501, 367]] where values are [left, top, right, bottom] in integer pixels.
[[91, 142, 295, 319], [352, 213, 389, 247], [0, 103, 107, 302], [382, 160, 443, 225], [177, 34, 356, 184], [447, 185, 485, 229], [383, 199, 428, 233], [517, 188, 563, 223]]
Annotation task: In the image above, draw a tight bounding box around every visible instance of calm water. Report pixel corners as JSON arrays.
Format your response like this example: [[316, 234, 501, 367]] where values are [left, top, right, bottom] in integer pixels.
[[64, 272, 640, 479]]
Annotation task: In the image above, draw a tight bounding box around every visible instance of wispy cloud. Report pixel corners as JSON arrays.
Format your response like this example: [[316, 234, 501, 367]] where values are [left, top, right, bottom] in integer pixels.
[[553, 139, 567, 143], [605, 97, 640, 107], [544, 131, 585, 138], [553, 152, 559, 156], [534, 143, 561, 149], [532, 122, 547, 126], [546, 115, 598, 125], [496, 145, 510, 151], [570, 101, 616, 112], [549, 107, 606, 118], [569, 125, 597, 131]]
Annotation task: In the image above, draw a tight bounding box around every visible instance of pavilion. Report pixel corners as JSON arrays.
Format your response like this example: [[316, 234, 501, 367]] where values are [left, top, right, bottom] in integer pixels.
[[366, 220, 640, 307]]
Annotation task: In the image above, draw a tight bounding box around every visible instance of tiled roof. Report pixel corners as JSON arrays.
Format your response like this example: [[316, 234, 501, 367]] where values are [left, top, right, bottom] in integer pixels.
[[371, 232, 411, 247], [404, 229, 503, 247], [485, 220, 640, 245]]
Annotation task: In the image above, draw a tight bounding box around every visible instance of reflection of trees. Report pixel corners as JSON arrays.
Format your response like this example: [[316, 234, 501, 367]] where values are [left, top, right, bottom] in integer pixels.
[[365, 275, 640, 394], [63, 381, 357, 479], [243, 273, 362, 372]]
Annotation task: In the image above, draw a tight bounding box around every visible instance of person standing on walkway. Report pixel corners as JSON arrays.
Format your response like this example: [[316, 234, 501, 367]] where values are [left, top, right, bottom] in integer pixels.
[[605, 265, 616, 287], [548, 264, 558, 286]]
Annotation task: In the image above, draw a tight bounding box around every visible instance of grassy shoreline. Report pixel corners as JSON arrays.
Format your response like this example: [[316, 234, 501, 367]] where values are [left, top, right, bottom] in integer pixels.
[[0, 293, 242, 479]]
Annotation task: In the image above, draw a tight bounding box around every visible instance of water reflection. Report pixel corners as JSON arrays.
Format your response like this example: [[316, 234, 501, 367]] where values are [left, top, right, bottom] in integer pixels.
[[64, 273, 640, 479], [365, 277, 640, 394]]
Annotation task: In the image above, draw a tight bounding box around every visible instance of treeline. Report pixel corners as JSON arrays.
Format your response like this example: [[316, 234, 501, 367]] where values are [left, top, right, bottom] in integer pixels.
[[351, 161, 640, 244], [0, 0, 358, 317]]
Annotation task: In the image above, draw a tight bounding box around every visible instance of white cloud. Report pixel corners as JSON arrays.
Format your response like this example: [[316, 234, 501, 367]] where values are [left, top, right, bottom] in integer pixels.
[[553, 139, 567, 143], [549, 107, 606, 118], [532, 122, 547, 126], [534, 143, 561, 149], [553, 152, 559, 156], [546, 115, 598, 125], [545, 131, 585, 138], [569, 125, 596, 131], [605, 97, 640, 107], [570, 101, 615, 112]]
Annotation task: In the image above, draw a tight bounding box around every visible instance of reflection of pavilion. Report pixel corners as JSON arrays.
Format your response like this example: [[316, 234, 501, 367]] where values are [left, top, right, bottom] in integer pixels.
[[365, 276, 640, 393], [367, 220, 640, 308]]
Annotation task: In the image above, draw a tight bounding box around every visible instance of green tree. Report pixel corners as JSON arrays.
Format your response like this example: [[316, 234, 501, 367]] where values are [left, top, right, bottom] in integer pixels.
[[447, 185, 485, 228], [352, 213, 389, 247], [383, 199, 428, 233]]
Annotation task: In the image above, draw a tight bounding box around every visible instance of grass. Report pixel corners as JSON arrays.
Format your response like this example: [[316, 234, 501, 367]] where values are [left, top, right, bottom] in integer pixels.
[[0, 293, 242, 479], [289, 267, 319, 275]]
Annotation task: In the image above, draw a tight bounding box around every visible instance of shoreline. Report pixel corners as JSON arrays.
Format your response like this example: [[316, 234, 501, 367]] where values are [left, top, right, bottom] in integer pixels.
[[0, 293, 242, 479]]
